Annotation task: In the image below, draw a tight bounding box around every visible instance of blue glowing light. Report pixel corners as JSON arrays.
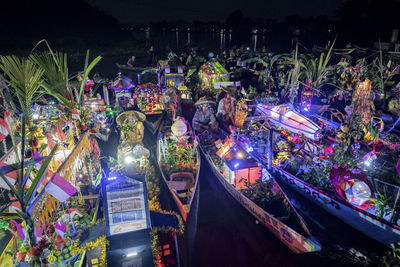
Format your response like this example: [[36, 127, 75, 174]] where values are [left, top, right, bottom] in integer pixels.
[[108, 176, 117, 181], [234, 163, 239, 169]]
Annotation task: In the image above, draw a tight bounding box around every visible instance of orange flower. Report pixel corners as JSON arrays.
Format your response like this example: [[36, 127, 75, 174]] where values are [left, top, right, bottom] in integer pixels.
[[27, 247, 40, 257], [17, 251, 26, 262], [54, 233, 66, 250]]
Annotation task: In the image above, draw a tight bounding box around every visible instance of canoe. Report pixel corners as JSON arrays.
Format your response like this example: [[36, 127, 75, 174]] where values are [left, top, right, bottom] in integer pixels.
[[116, 64, 158, 74], [156, 119, 200, 222], [274, 166, 400, 248], [244, 105, 400, 248], [193, 113, 321, 254]]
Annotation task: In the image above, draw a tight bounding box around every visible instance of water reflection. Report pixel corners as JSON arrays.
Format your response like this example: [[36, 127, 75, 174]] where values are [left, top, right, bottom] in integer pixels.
[[252, 28, 258, 51], [220, 29, 226, 52]]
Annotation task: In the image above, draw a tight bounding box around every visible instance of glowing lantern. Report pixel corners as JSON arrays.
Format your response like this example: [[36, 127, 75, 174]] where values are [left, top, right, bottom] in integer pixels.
[[178, 83, 191, 100]]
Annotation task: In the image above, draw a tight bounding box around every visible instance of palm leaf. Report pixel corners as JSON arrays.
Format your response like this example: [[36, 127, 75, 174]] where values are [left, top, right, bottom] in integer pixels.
[[0, 55, 44, 118], [77, 50, 102, 105], [26, 145, 58, 207]]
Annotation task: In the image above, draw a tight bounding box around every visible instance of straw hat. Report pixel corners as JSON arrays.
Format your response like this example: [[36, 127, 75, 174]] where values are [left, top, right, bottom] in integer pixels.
[[116, 110, 146, 125], [221, 85, 237, 96], [195, 97, 216, 106]]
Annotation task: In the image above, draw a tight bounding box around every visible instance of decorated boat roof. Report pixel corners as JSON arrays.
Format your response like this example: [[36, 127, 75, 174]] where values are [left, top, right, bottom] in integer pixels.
[[108, 73, 135, 91]]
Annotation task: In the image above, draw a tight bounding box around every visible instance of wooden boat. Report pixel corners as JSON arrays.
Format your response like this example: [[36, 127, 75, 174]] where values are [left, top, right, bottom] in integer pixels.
[[244, 104, 400, 248], [116, 63, 158, 74], [134, 83, 165, 134], [193, 112, 321, 254], [156, 118, 200, 222]]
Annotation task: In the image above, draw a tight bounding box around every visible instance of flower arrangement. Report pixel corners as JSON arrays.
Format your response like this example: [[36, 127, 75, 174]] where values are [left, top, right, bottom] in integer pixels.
[[163, 137, 197, 175], [233, 98, 248, 128]]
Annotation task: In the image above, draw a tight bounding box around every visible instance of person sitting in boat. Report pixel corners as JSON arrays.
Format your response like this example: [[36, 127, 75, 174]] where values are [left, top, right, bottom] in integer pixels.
[[163, 87, 182, 120], [127, 56, 135, 67], [193, 97, 218, 134], [217, 86, 236, 132]]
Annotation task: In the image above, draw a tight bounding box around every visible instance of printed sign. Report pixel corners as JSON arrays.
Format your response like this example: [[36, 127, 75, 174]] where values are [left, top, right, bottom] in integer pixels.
[[106, 178, 149, 235], [214, 81, 234, 89]]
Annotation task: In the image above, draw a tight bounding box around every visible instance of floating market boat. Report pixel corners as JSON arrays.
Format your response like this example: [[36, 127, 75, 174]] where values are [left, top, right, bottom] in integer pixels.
[[134, 83, 165, 135], [242, 102, 400, 248], [83, 93, 114, 141], [157, 118, 200, 222], [108, 73, 135, 108], [193, 108, 321, 253], [116, 63, 158, 73]]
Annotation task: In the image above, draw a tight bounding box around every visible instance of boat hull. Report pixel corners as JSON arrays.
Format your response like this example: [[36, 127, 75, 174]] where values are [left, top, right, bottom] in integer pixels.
[[274, 167, 400, 247], [199, 145, 320, 254], [116, 64, 157, 72], [156, 122, 200, 223]]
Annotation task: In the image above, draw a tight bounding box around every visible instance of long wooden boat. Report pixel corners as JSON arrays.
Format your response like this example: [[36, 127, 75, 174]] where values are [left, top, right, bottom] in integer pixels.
[[244, 104, 400, 248], [193, 114, 321, 254], [116, 63, 158, 73], [156, 118, 200, 222]]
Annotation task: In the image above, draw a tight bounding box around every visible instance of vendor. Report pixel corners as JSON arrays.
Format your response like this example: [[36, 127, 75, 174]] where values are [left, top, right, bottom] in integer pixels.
[[127, 56, 135, 67], [193, 97, 218, 133], [217, 86, 236, 132], [163, 87, 182, 120]]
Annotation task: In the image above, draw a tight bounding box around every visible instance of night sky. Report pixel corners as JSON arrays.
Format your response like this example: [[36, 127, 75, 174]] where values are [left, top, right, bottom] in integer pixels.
[[85, 0, 347, 24]]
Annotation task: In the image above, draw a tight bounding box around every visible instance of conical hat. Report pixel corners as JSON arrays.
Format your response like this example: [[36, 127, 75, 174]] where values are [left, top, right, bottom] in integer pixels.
[[195, 97, 216, 106], [116, 110, 146, 125], [221, 85, 236, 96]]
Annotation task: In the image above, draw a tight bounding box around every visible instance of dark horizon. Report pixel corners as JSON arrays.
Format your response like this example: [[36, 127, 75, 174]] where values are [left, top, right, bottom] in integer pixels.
[[85, 0, 347, 25], [0, 0, 399, 52]]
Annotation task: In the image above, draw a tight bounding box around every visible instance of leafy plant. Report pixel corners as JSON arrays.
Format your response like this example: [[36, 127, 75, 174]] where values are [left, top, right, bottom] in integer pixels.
[[382, 243, 400, 267], [77, 50, 102, 106], [301, 40, 337, 91], [163, 137, 197, 175], [284, 44, 305, 103], [30, 41, 75, 114], [0, 55, 44, 119], [240, 178, 274, 209], [370, 192, 393, 218]]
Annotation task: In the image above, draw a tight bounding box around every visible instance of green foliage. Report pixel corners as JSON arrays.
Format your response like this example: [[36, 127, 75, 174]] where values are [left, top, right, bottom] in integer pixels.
[[370, 43, 389, 94], [301, 40, 336, 90], [120, 121, 138, 133], [284, 45, 304, 103], [302, 156, 333, 192], [163, 138, 197, 175], [370, 192, 393, 218], [77, 50, 102, 106], [30, 50, 71, 107], [0, 55, 44, 118], [381, 243, 400, 267], [240, 178, 274, 209]]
